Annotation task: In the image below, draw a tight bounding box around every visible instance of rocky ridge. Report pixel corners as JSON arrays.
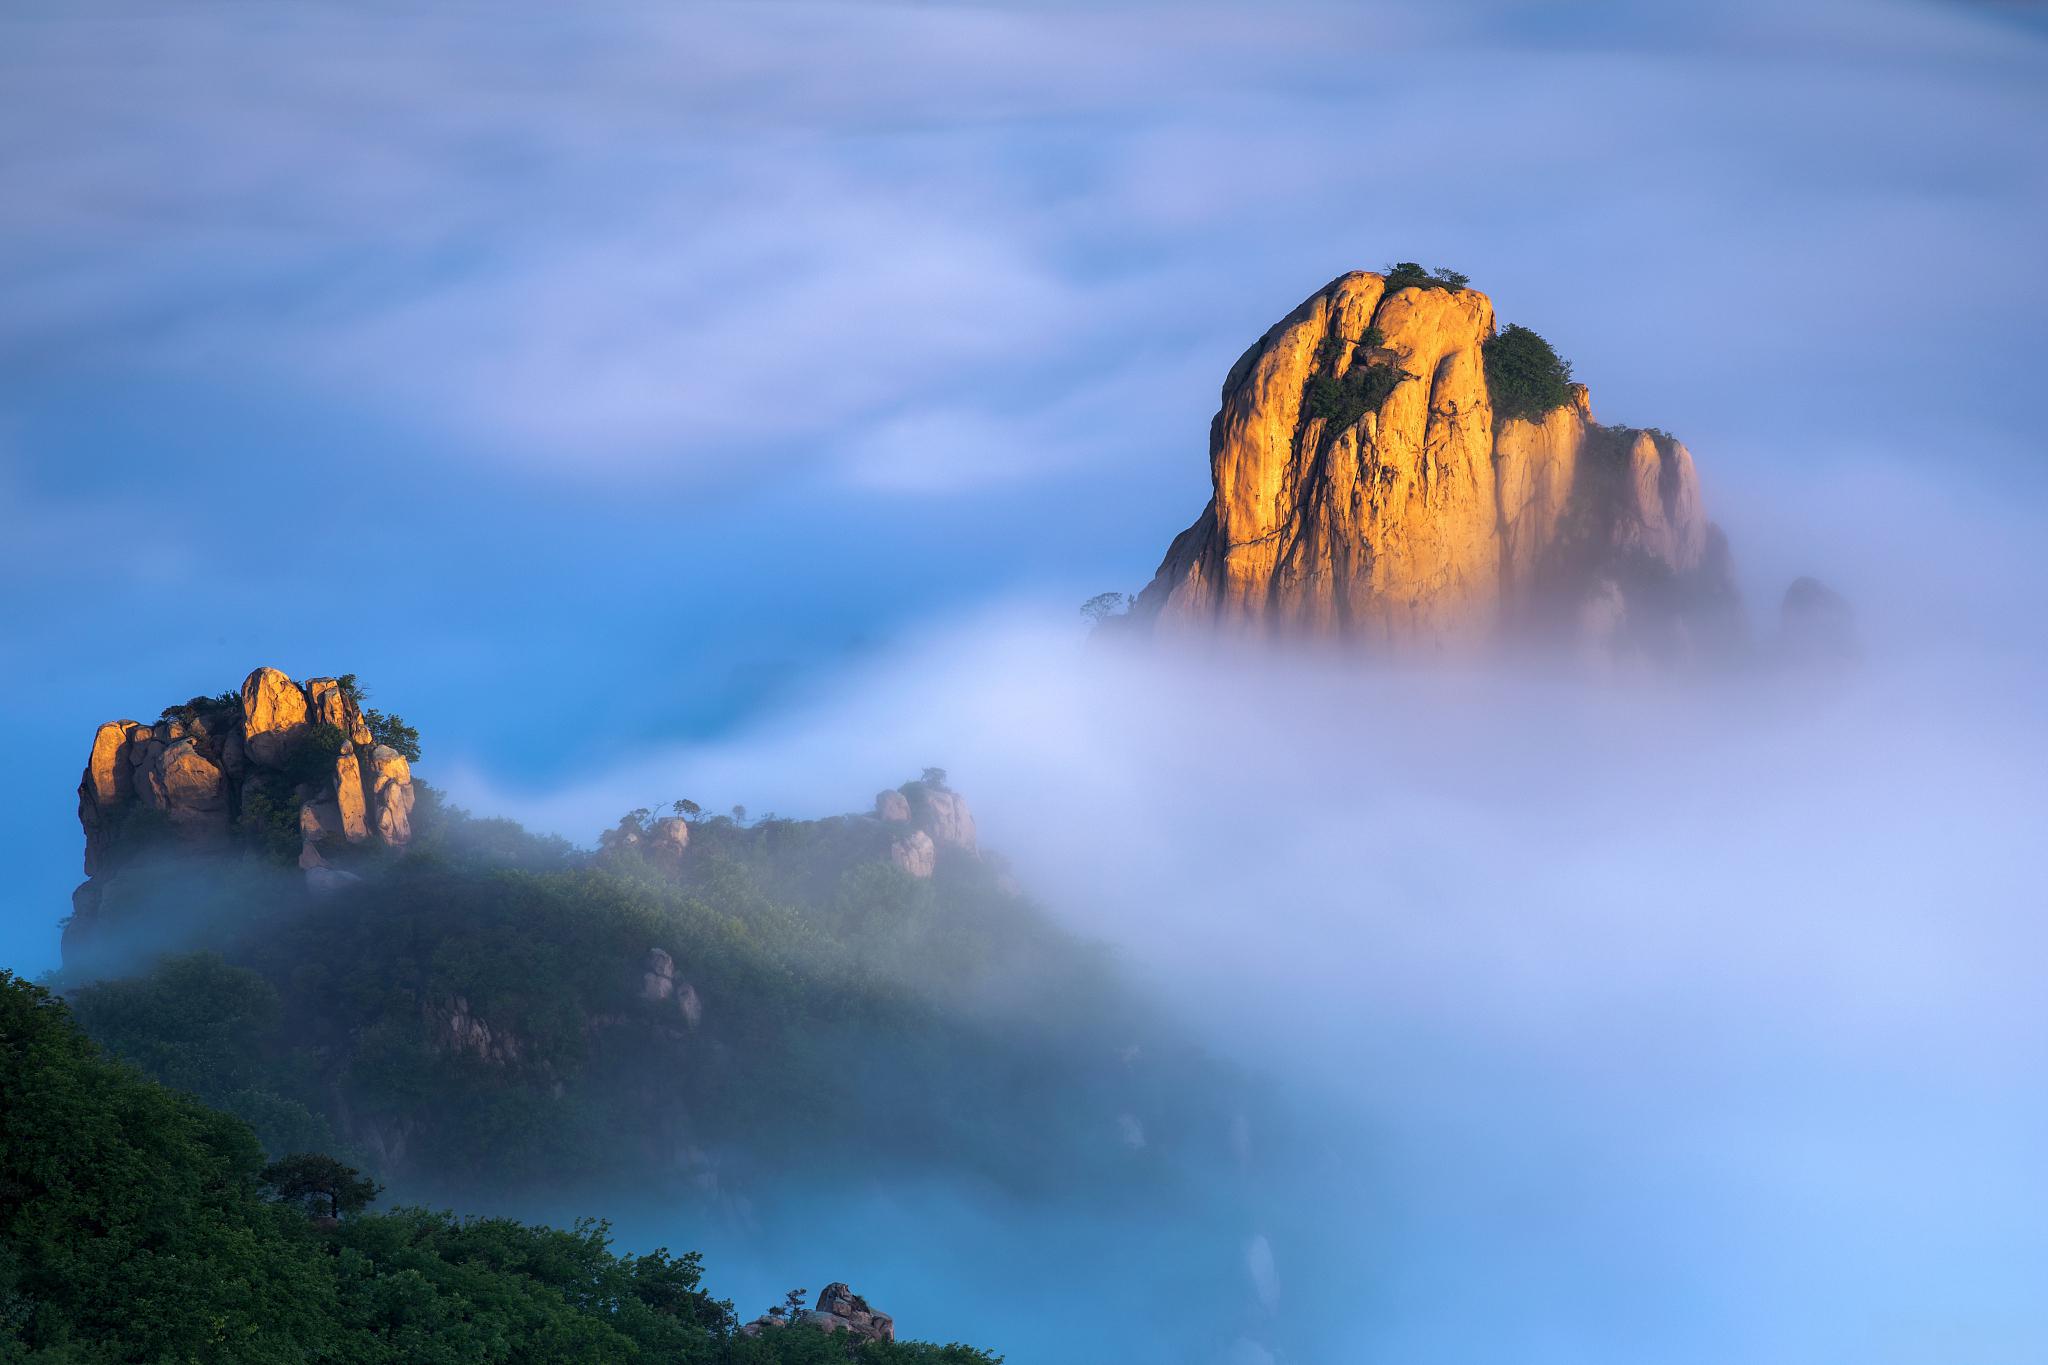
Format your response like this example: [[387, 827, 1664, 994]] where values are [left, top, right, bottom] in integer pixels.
[[876, 778, 976, 878], [1129, 269, 1776, 663], [744, 1283, 895, 1343], [68, 666, 415, 956]]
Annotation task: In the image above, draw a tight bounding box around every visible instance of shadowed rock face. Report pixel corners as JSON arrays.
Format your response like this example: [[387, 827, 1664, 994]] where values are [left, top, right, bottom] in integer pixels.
[[1129, 271, 1746, 663], [67, 666, 416, 960]]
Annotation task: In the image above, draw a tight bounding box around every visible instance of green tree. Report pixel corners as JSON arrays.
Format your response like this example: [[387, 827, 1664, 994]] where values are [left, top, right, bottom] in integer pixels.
[[366, 708, 423, 762], [262, 1152, 382, 1219], [1483, 322, 1576, 422], [1079, 592, 1129, 626]]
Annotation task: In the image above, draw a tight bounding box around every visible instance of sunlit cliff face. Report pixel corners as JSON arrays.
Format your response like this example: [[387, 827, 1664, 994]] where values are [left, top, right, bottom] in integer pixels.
[[1127, 271, 1742, 665]]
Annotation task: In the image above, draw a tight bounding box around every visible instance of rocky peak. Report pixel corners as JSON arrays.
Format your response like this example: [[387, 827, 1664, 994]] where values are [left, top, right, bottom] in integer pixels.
[[1127, 268, 1774, 663], [68, 666, 417, 961], [874, 776, 976, 878], [743, 1284, 895, 1343]]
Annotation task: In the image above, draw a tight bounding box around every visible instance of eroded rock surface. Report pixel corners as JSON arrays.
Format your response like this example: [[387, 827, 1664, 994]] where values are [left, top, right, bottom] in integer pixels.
[[1130, 270, 1759, 663], [68, 666, 416, 960]]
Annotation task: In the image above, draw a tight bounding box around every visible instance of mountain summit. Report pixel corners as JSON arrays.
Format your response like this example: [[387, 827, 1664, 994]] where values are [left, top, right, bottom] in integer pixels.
[[1128, 268, 1757, 662]]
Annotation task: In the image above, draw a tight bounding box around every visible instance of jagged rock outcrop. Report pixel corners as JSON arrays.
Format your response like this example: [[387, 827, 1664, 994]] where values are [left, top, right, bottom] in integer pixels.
[[908, 786, 976, 851], [1129, 270, 1755, 662], [649, 816, 689, 857], [744, 1285, 895, 1343], [68, 666, 416, 959], [640, 947, 702, 1026], [427, 995, 524, 1065], [872, 778, 975, 878], [889, 829, 937, 879]]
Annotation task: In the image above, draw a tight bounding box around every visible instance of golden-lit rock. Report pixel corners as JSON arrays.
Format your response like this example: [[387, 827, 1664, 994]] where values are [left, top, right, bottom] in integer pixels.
[[77, 720, 137, 876], [240, 666, 309, 766], [333, 741, 369, 843], [367, 744, 414, 846], [306, 676, 374, 747], [1494, 397, 1586, 610], [70, 667, 420, 960], [1131, 270, 1748, 662], [142, 739, 227, 832]]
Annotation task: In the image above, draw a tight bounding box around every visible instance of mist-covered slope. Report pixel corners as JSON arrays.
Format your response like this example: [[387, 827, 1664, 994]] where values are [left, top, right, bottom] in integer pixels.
[[52, 671, 1244, 1217], [0, 970, 1000, 1363]]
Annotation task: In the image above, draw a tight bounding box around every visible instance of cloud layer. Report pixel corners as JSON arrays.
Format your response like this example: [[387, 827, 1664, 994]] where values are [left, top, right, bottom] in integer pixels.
[[5, 0, 2044, 493]]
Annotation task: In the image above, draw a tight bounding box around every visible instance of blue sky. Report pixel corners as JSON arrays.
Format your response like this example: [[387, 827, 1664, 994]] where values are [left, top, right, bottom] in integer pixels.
[[4, 0, 2046, 976]]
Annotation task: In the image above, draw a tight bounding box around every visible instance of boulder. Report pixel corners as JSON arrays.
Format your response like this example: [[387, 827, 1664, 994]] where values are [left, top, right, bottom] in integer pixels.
[[240, 667, 308, 766], [367, 744, 414, 846], [333, 742, 369, 842], [640, 947, 701, 1024], [643, 947, 677, 1001], [139, 739, 227, 834], [874, 789, 910, 822], [889, 829, 936, 879], [909, 787, 976, 851], [650, 816, 689, 858], [305, 676, 372, 747], [808, 1284, 894, 1343]]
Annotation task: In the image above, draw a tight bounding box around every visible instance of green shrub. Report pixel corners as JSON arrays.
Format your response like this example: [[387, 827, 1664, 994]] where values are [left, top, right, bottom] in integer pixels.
[[1303, 360, 1414, 433], [366, 708, 422, 762], [239, 781, 305, 864], [1382, 262, 1470, 292], [285, 722, 348, 789], [1483, 323, 1576, 422]]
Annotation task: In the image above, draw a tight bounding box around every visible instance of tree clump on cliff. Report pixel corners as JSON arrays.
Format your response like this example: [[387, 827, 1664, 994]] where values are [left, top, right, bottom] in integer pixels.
[[1382, 261, 1470, 292], [1302, 327, 1415, 434], [1483, 322, 1576, 423]]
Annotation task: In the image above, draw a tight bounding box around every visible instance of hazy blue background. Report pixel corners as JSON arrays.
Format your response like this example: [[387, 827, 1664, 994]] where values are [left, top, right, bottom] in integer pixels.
[[4, 0, 2045, 975], [5, 4, 2047, 1361]]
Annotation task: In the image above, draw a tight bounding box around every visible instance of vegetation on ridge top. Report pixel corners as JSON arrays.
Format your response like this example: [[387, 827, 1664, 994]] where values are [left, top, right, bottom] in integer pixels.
[[1483, 323, 1577, 423]]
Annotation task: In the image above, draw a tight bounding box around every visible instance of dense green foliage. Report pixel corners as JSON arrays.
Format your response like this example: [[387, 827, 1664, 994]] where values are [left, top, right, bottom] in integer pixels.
[[1302, 329, 1414, 435], [158, 691, 242, 728], [337, 672, 423, 762], [365, 710, 422, 763], [1304, 363, 1412, 432], [1482, 323, 1576, 423], [0, 972, 1000, 1363], [1381, 261, 1469, 292], [61, 786, 1226, 1206]]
